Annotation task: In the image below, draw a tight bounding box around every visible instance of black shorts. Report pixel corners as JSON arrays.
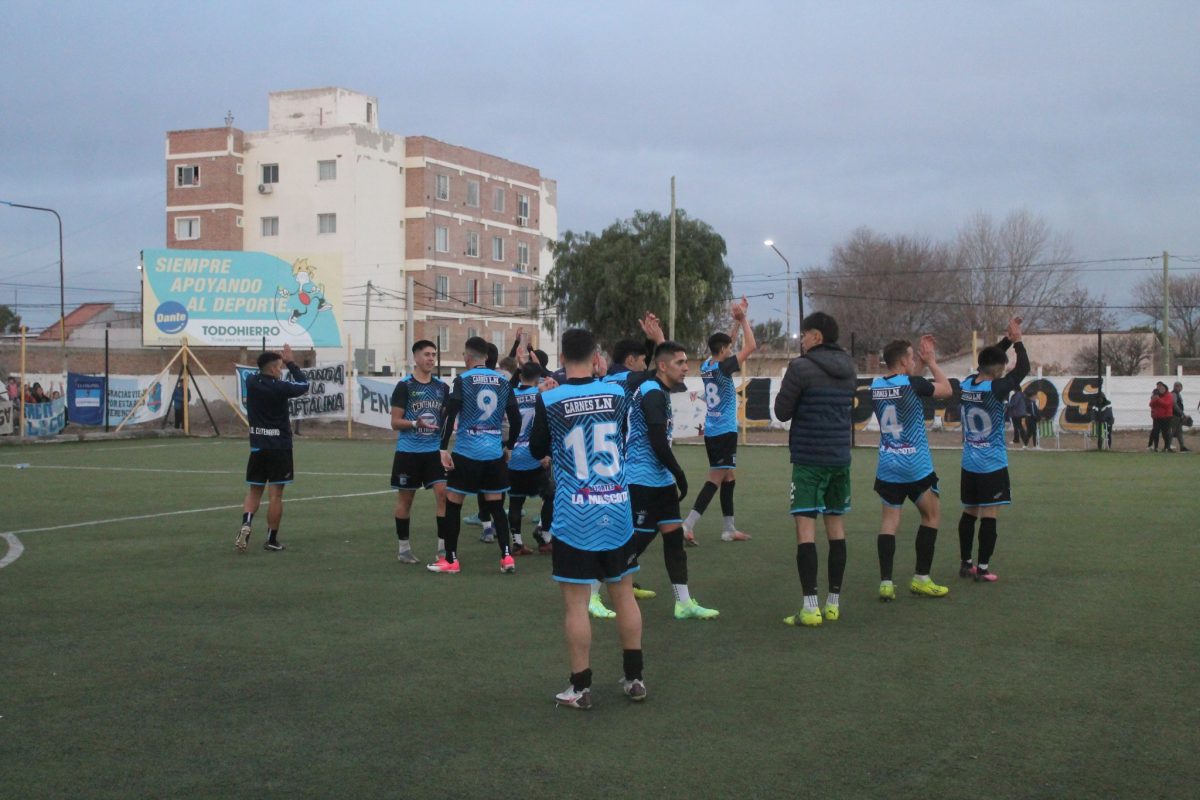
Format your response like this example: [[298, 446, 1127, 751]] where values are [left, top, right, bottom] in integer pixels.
[[960, 467, 1011, 507], [552, 535, 640, 584], [446, 453, 509, 496], [391, 451, 446, 490], [874, 472, 939, 508], [630, 483, 682, 532], [704, 432, 738, 469], [246, 449, 294, 486], [509, 466, 548, 498]]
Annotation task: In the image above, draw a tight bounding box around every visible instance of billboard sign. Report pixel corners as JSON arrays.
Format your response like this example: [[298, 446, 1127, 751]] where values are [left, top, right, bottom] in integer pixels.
[[141, 249, 343, 347]]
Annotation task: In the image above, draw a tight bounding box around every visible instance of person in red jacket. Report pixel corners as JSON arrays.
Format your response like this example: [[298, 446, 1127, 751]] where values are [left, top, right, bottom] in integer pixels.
[[1149, 382, 1175, 452]]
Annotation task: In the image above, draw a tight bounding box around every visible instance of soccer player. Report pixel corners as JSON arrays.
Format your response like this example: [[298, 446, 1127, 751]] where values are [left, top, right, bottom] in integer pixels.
[[682, 297, 757, 545], [773, 312, 857, 626], [236, 344, 310, 553], [870, 335, 954, 601], [390, 340, 450, 564], [529, 327, 645, 709], [958, 317, 1029, 583], [628, 341, 720, 620], [508, 360, 553, 556], [429, 336, 522, 574]]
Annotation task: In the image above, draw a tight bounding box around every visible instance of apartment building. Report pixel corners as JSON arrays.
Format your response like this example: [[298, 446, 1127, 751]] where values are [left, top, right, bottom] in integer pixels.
[[165, 87, 556, 372]]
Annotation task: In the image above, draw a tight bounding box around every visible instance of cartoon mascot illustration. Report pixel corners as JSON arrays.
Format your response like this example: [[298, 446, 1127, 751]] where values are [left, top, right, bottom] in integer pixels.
[[277, 258, 330, 334]]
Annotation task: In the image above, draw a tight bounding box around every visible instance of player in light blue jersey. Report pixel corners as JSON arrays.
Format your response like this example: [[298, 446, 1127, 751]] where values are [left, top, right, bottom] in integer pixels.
[[871, 335, 954, 601], [390, 340, 450, 564], [682, 297, 757, 545], [957, 318, 1030, 584], [529, 328, 645, 709], [428, 337, 521, 575], [507, 360, 554, 556]]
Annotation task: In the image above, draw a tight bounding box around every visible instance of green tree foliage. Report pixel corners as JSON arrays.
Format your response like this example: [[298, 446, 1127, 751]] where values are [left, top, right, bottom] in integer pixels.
[[752, 319, 786, 350], [545, 210, 733, 350], [0, 304, 22, 334]]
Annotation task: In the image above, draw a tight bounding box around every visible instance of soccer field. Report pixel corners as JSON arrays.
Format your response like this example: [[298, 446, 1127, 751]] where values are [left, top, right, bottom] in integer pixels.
[[1, 438, 1196, 799]]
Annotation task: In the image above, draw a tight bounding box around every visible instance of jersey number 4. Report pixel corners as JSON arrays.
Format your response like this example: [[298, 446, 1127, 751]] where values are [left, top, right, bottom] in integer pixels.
[[563, 422, 621, 481], [878, 404, 903, 437]]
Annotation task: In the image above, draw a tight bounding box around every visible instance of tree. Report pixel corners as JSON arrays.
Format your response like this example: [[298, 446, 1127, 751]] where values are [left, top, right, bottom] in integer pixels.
[[545, 210, 733, 350], [1070, 333, 1156, 376], [1131, 272, 1200, 357], [752, 319, 785, 350], [1040, 286, 1117, 332], [0, 304, 21, 334]]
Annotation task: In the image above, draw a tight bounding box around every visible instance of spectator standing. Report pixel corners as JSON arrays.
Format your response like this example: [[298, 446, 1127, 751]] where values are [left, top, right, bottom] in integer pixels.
[[1006, 389, 1028, 447], [1170, 382, 1189, 452], [1025, 387, 1040, 448], [172, 381, 184, 429], [5, 376, 18, 403], [1149, 382, 1175, 452]]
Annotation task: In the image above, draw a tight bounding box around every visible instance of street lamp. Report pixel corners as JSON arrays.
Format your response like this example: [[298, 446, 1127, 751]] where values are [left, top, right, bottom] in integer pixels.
[[1, 200, 65, 353], [764, 240, 792, 353]]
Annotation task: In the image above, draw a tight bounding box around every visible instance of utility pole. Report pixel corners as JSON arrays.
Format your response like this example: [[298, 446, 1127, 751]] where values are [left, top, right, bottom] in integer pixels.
[[363, 279, 373, 374], [1162, 251, 1170, 376], [669, 177, 677, 341]]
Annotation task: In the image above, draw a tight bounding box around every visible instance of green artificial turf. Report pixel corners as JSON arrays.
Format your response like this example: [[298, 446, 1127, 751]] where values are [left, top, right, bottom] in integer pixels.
[[1, 439, 1196, 799]]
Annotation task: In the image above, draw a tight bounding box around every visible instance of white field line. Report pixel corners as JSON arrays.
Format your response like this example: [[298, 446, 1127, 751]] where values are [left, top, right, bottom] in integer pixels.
[[0, 489, 393, 541], [2, 464, 383, 477], [0, 534, 24, 569]]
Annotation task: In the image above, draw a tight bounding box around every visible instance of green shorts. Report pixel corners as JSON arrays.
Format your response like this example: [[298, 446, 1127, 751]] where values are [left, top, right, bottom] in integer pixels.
[[790, 464, 851, 517]]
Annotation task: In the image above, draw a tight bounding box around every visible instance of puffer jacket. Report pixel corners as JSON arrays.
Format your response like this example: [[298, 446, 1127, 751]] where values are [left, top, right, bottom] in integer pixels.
[[774, 344, 857, 467]]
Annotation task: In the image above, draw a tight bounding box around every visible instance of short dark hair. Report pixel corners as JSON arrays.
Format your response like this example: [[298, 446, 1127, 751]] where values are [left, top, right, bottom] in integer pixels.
[[654, 340, 687, 364], [485, 342, 499, 370], [498, 356, 518, 375], [257, 351, 282, 370], [411, 339, 436, 354], [977, 346, 1007, 371], [533, 349, 549, 368], [612, 338, 644, 366], [882, 339, 912, 369], [801, 312, 838, 344], [520, 361, 542, 382], [464, 336, 489, 362], [708, 332, 732, 355], [562, 328, 597, 363]]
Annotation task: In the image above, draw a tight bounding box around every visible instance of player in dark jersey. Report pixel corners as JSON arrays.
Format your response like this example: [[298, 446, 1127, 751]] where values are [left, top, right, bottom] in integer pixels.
[[529, 327, 645, 709], [871, 335, 954, 601], [958, 317, 1029, 583], [236, 344, 310, 553], [429, 336, 522, 574], [390, 340, 450, 564], [682, 297, 757, 545], [508, 360, 553, 556]]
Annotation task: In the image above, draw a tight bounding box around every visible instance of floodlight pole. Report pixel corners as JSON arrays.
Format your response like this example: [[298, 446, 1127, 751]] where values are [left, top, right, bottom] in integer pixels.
[[1, 200, 65, 363], [764, 241, 791, 353]]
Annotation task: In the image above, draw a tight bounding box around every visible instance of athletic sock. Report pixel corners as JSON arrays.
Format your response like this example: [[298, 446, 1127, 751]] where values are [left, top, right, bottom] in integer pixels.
[[827, 539, 847, 594], [241, 511, 253, 526], [508, 497, 525, 545], [719, 480, 735, 517], [662, 530, 688, 586], [723, 516, 737, 533], [435, 514, 446, 553], [485, 499, 511, 557], [691, 480, 718, 518], [672, 583, 691, 604], [623, 649, 643, 682], [267, 528, 278, 544], [978, 517, 998, 566], [683, 509, 702, 530], [877, 533, 896, 581], [478, 500, 490, 523], [803, 594, 819, 611], [395, 517, 410, 542], [958, 512, 977, 562], [796, 542, 818, 596], [540, 498, 553, 533], [915, 525, 938, 576], [826, 591, 840, 607], [570, 668, 592, 692], [443, 502, 462, 563], [590, 580, 602, 597]]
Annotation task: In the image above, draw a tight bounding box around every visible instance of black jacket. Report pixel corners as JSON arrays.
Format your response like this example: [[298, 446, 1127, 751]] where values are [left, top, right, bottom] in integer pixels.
[[246, 363, 309, 450], [774, 344, 857, 467]]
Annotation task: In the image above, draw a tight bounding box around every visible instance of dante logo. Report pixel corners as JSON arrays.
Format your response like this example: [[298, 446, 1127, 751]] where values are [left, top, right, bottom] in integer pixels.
[[154, 301, 188, 334]]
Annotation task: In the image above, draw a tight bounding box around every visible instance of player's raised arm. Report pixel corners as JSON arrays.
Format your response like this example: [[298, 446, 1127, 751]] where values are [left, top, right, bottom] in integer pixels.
[[992, 318, 1030, 396], [528, 394, 551, 461], [917, 335, 953, 399], [733, 297, 756, 366]]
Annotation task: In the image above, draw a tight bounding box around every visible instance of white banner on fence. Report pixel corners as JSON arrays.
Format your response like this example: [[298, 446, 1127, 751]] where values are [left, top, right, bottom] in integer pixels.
[[108, 375, 169, 426], [0, 395, 14, 435], [24, 397, 67, 437], [235, 363, 347, 420], [353, 375, 403, 429]]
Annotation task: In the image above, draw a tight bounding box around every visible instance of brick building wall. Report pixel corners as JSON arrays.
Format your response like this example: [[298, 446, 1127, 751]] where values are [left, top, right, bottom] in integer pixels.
[[166, 127, 245, 251]]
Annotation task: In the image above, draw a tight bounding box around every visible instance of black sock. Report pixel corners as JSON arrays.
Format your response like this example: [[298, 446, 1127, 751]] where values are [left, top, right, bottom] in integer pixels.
[[915, 525, 937, 575], [540, 494, 553, 532], [443, 502, 462, 562], [241, 511, 253, 526], [478, 501, 491, 524], [692, 481, 718, 515], [623, 649, 643, 682], [662, 530, 688, 585], [827, 539, 847, 594], [267, 528, 278, 544], [570, 668, 593, 692], [633, 529, 658, 558], [395, 517, 410, 542], [958, 512, 977, 563], [796, 542, 818, 596], [508, 496, 525, 541], [978, 517, 998, 567], [435, 515, 446, 548], [485, 498, 511, 557], [877, 533, 896, 581], [719, 480, 735, 517]]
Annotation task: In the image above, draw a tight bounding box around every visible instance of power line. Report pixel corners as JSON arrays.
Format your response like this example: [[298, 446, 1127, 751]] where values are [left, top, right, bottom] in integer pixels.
[[807, 289, 1158, 311]]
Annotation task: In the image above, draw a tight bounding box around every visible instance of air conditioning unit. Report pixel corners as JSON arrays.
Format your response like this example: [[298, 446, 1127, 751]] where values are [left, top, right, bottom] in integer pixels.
[[516, 215, 528, 227], [258, 183, 273, 194]]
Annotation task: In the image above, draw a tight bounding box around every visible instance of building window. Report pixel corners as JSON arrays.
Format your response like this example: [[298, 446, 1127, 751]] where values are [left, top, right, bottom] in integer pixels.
[[465, 231, 479, 258], [466, 179, 480, 208], [517, 193, 530, 225], [174, 216, 200, 240], [318, 160, 337, 180], [236, 163, 244, 176], [492, 187, 505, 213], [466, 279, 479, 304], [516, 241, 529, 271], [518, 285, 530, 308], [262, 164, 279, 184], [467, 326, 478, 341], [436, 325, 448, 352], [494, 330, 505, 353], [435, 226, 449, 253], [367, 102, 374, 124], [318, 213, 337, 234], [235, 216, 243, 228], [435, 275, 449, 300], [435, 174, 449, 201], [493, 282, 504, 306], [175, 165, 200, 187], [492, 236, 504, 262], [262, 217, 279, 237]]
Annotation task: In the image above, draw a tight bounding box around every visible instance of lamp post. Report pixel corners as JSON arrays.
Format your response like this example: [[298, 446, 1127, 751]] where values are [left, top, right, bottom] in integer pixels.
[[1, 201, 65, 351], [764, 240, 791, 353]]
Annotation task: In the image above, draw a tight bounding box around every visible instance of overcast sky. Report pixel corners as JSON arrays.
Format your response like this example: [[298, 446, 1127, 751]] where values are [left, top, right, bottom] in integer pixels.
[[1, 0, 1197, 329]]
